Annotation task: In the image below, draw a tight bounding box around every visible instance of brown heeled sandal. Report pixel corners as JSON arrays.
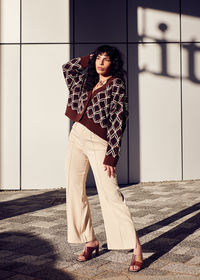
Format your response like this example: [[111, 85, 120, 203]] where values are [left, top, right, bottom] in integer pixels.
[[128, 254, 143, 272], [77, 243, 99, 262]]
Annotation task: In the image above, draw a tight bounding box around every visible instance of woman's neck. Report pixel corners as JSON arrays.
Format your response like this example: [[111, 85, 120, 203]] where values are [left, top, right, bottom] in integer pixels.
[[99, 74, 112, 82]]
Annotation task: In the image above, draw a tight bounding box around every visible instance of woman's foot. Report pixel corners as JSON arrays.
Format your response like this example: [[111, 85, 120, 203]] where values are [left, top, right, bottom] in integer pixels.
[[77, 239, 99, 262], [128, 244, 143, 272]]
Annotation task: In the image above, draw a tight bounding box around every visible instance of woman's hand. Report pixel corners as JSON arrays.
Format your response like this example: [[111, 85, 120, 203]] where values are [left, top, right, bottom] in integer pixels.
[[89, 53, 94, 59], [103, 164, 116, 178]]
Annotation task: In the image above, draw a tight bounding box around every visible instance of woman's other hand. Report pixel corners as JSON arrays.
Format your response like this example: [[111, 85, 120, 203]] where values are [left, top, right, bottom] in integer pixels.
[[103, 164, 116, 178]]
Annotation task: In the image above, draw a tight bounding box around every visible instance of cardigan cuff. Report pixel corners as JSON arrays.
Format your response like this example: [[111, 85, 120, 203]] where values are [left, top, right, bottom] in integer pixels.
[[103, 154, 119, 167], [80, 55, 90, 69]]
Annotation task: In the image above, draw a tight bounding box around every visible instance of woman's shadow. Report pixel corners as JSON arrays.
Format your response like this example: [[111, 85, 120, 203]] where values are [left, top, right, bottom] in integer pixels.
[[0, 231, 74, 280]]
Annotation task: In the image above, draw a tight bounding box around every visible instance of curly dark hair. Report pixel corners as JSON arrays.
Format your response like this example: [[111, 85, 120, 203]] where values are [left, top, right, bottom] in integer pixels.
[[84, 45, 126, 91]]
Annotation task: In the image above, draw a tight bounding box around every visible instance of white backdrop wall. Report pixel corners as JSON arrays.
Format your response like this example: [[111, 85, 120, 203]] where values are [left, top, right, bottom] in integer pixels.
[[0, 0, 200, 190]]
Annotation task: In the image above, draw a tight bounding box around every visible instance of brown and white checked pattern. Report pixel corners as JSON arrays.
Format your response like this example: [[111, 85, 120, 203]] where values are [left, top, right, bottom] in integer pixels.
[[62, 57, 129, 160], [62, 57, 89, 114]]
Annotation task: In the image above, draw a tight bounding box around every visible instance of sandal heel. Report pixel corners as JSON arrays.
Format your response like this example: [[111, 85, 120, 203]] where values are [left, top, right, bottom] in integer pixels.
[[77, 243, 99, 262], [95, 245, 99, 256]]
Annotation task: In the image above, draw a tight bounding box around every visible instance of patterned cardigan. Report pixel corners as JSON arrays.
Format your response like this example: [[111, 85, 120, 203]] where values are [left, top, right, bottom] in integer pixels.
[[62, 55, 129, 167]]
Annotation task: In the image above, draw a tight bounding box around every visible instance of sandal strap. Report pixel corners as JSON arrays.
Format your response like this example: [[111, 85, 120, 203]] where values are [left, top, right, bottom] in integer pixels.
[[79, 245, 99, 260], [136, 256, 143, 262], [82, 246, 95, 258], [130, 254, 143, 266], [134, 261, 143, 267]]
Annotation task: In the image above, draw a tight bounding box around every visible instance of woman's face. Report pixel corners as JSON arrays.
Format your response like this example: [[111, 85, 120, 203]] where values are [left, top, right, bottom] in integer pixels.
[[95, 52, 112, 77]]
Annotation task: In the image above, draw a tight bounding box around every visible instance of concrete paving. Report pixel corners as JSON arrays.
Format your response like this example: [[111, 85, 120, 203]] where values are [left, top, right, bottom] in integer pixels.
[[0, 180, 200, 280]]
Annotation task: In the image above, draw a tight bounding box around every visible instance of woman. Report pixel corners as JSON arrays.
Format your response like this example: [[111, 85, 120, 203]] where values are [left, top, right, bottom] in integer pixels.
[[62, 45, 143, 272]]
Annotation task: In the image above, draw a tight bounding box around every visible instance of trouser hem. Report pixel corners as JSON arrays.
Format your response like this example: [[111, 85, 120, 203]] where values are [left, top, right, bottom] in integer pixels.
[[107, 246, 134, 250], [68, 235, 97, 244]]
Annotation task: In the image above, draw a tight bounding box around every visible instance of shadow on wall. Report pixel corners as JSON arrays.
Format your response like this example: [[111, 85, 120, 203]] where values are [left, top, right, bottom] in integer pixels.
[[69, 0, 140, 186], [68, 0, 200, 185], [139, 20, 200, 84], [0, 231, 74, 280]]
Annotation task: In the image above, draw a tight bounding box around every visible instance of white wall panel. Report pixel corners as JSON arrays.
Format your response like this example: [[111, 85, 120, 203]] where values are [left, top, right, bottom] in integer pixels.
[[0, 0, 20, 43], [182, 43, 200, 180], [129, 44, 182, 182], [0, 45, 20, 189], [22, 44, 70, 189], [22, 0, 69, 43], [181, 14, 200, 42]]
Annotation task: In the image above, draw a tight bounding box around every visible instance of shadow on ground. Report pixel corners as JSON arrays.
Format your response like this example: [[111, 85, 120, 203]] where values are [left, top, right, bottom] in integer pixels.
[[138, 202, 200, 268], [0, 187, 101, 221]]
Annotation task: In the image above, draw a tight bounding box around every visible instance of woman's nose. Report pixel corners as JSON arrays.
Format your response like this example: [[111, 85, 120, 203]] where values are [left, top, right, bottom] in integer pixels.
[[99, 59, 104, 65]]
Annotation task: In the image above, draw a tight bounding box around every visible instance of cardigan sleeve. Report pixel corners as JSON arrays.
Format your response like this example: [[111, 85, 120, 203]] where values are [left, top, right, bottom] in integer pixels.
[[103, 79, 129, 167], [62, 55, 90, 91]]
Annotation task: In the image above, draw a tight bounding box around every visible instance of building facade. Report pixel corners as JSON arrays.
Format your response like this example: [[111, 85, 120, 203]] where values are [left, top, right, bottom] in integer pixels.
[[0, 0, 200, 189]]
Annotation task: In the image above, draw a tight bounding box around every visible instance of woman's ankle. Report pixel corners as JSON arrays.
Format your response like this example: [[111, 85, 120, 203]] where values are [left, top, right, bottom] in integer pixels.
[[86, 239, 99, 246], [133, 243, 142, 255]]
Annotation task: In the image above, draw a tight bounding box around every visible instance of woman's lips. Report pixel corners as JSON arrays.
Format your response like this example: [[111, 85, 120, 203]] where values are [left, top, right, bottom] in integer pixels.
[[97, 67, 104, 70]]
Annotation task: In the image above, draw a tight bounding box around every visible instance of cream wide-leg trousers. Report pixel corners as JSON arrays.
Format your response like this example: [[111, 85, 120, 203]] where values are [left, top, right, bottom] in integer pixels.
[[66, 121, 137, 250]]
